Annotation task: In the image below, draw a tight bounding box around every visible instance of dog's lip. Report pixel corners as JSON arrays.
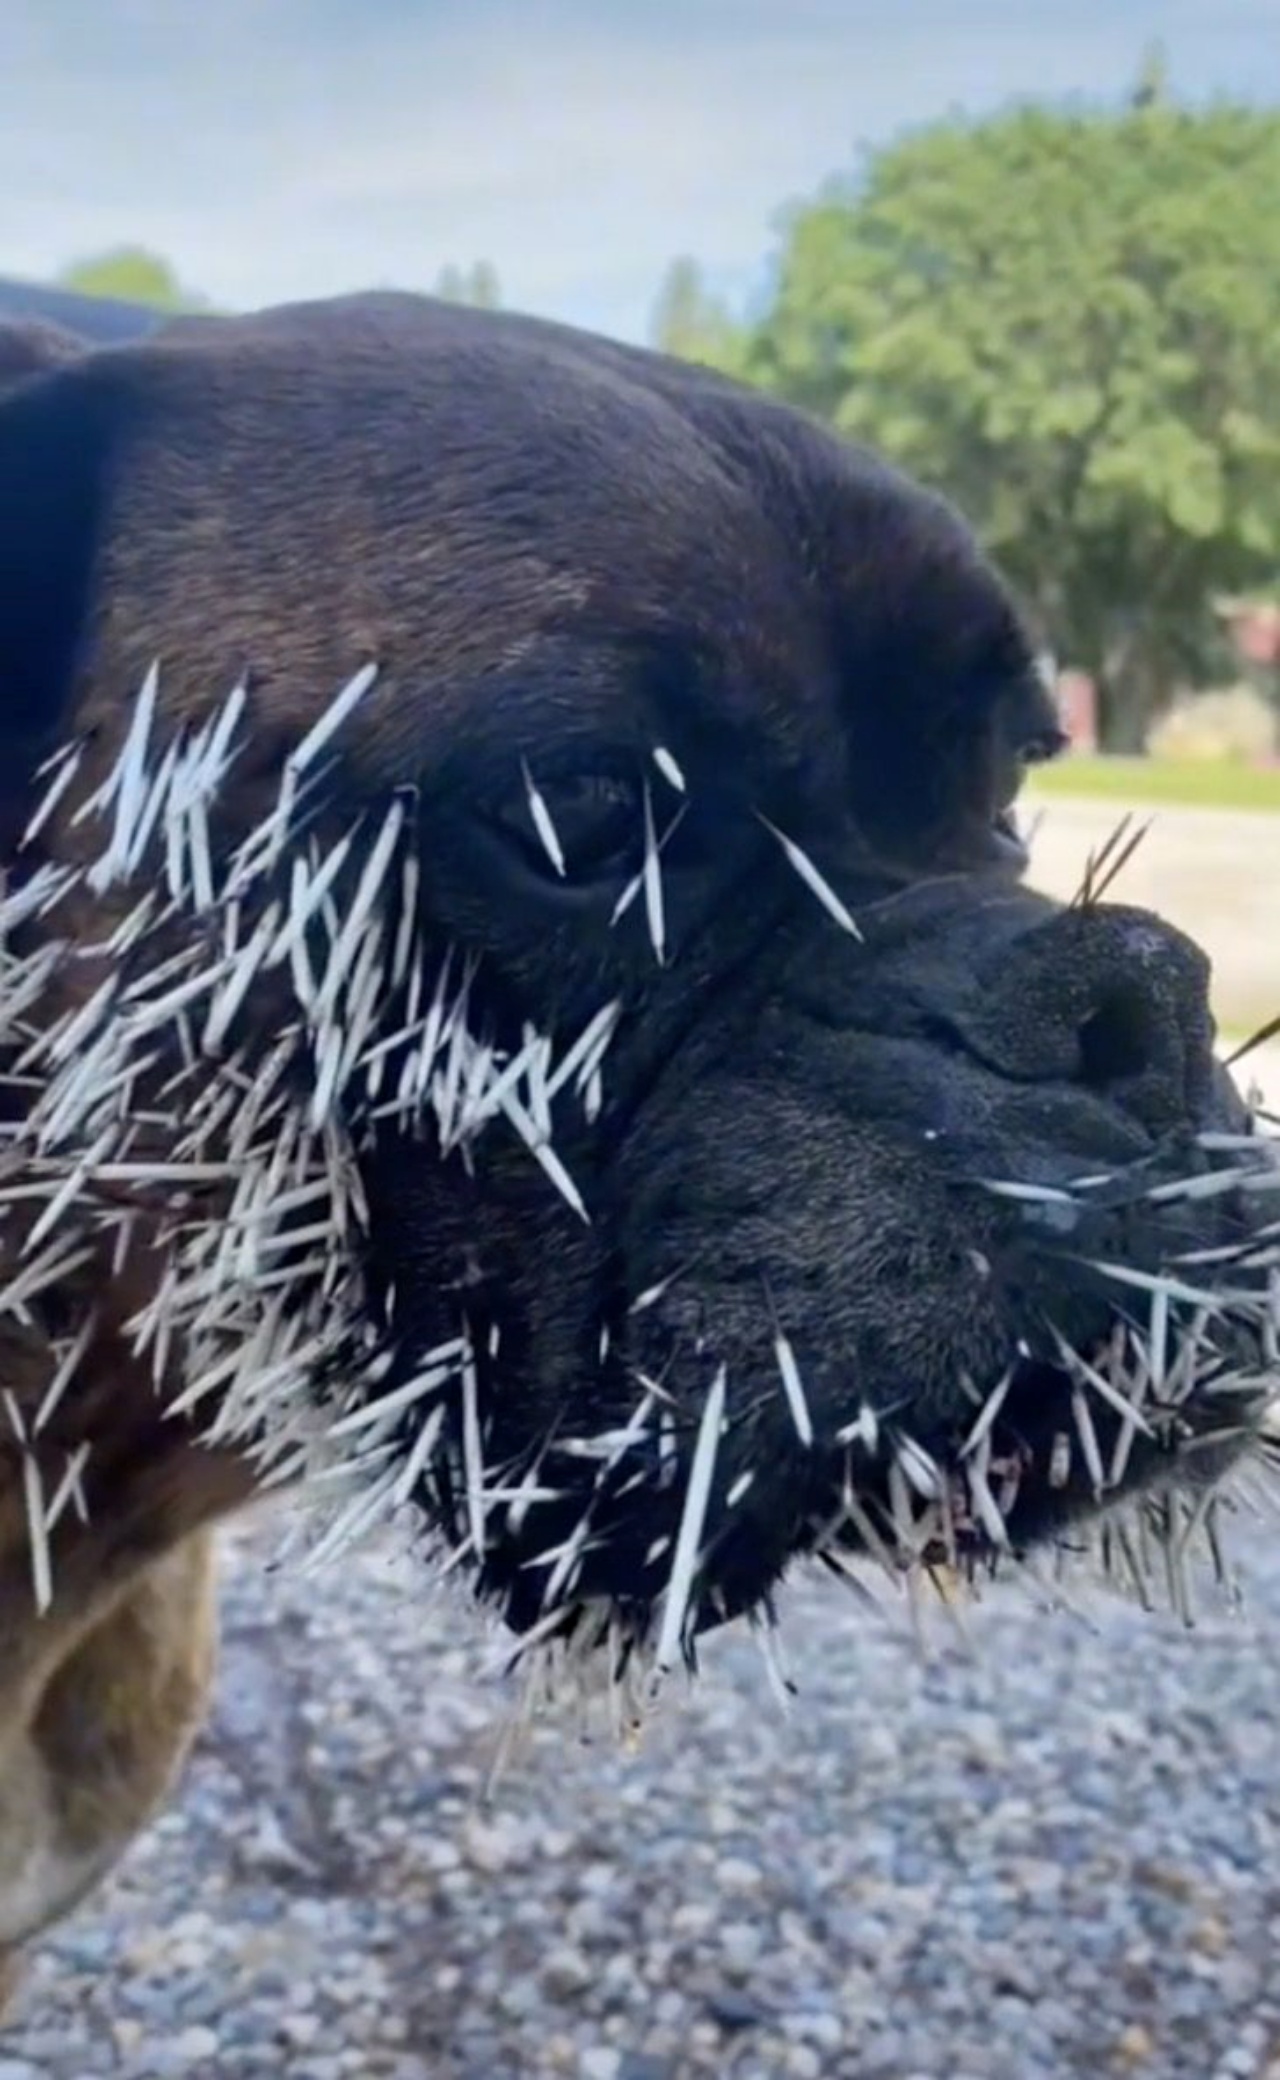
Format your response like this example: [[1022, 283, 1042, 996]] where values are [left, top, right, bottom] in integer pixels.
[[610, 1143, 1277, 1624], [795, 1331, 1274, 1574], [403, 1132, 1280, 1644]]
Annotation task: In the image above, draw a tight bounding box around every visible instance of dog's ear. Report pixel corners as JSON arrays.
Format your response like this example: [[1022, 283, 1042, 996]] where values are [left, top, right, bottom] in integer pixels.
[[0, 326, 125, 845]]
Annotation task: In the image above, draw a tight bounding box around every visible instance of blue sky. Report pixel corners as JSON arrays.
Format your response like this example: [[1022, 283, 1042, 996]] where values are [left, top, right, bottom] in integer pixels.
[[1, 0, 1277, 345]]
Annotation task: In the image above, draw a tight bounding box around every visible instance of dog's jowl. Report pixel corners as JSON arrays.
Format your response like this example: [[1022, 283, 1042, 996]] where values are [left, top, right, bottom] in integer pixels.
[[0, 287, 1275, 1995]]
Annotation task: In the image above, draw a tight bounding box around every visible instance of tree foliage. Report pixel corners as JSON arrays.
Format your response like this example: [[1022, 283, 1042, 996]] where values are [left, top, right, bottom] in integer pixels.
[[432, 260, 502, 310], [747, 89, 1280, 747], [650, 256, 749, 376], [58, 246, 205, 313]]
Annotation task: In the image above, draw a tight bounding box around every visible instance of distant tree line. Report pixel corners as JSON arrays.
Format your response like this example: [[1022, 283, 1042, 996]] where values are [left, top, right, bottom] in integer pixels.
[[57, 246, 209, 313], [50, 249, 502, 318]]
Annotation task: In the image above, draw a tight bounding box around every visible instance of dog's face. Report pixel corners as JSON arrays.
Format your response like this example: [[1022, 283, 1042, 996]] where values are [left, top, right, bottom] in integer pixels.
[[0, 293, 1276, 1688]]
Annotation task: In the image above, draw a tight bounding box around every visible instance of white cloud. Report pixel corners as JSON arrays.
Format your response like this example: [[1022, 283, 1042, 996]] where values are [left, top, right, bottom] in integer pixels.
[[0, 0, 1276, 343]]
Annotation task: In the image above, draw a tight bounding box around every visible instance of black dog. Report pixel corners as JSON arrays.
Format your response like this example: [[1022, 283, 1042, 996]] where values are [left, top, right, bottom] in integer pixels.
[[0, 284, 1274, 1988]]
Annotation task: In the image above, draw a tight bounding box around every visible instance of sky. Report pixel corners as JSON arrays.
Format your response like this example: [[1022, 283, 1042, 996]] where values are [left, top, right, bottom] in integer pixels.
[[1, 0, 1278, 347]]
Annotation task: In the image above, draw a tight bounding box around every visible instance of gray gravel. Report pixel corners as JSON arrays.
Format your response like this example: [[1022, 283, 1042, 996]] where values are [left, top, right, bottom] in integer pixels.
[[6, 1503, 1280, 2080]]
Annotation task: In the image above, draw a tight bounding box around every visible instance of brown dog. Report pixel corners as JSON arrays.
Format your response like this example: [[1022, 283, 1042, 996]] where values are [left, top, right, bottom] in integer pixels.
[[0, 288, 1275, 2006]]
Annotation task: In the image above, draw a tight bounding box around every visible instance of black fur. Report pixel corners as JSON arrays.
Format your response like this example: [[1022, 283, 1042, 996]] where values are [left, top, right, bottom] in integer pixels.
[[0, 290, 1271, 1649]]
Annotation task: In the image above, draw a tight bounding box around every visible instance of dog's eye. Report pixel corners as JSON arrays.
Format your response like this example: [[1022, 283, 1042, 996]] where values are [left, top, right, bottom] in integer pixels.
[[1021, 728, 1068, 766], [488, 765, 644, 882]]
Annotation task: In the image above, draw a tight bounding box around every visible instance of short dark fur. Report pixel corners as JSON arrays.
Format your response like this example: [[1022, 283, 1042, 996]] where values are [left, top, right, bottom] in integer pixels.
[[0, 290, 1273, 1983]]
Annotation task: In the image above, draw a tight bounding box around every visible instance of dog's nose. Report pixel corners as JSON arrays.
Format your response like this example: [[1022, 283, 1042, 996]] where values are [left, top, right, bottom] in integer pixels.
[[959, 903, 1224, 1130], [1064, 912, 1206, 1091]]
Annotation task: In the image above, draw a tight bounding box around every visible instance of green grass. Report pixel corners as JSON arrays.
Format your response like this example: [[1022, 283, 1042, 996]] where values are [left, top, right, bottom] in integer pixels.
[[1028, 754, 1280, 813]]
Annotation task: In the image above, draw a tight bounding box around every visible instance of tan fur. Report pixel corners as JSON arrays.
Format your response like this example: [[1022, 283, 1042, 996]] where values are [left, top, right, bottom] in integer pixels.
[[0, 1240, 255, 2010], [0, 1535, 217, 1960]]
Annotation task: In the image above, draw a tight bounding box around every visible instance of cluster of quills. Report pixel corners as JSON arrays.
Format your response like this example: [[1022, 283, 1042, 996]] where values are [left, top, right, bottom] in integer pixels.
[[0, 661, 1277, 1731], [0, 669, 627, 1571]]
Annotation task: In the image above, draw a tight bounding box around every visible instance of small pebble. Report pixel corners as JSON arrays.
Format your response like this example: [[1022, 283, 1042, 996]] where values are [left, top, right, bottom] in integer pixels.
[[579, 2051, 621, 2080]]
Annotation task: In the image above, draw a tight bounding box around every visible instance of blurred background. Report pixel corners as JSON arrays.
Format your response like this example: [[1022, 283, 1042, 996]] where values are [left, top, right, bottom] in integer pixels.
[[1, 1, 1277, 1090]]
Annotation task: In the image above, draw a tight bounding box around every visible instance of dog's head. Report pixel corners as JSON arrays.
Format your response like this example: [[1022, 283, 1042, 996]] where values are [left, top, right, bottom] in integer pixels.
[[0, 293, 1276, 1683]]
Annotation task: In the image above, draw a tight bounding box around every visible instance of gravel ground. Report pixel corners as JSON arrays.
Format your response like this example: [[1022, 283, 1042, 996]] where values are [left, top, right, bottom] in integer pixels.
[[5, 1498, 1280, 2080]]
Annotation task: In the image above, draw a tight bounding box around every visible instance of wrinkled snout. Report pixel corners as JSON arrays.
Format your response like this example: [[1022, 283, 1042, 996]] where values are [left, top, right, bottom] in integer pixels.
[[594, 886, 1272, 1633], [363, 873, 1275, 1659]]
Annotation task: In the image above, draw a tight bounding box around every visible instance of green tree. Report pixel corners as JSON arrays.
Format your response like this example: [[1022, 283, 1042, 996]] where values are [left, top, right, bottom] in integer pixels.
[[58, 246, 206, 313], [650, 256, 749, 375], [749, 88, 1280, 748], [432, 261, 502, 310]]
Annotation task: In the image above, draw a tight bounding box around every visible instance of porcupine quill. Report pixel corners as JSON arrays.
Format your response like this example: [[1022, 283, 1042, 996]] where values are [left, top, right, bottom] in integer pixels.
[[0, 666, 616, 1591], [0, 671, 1276, 1752]]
